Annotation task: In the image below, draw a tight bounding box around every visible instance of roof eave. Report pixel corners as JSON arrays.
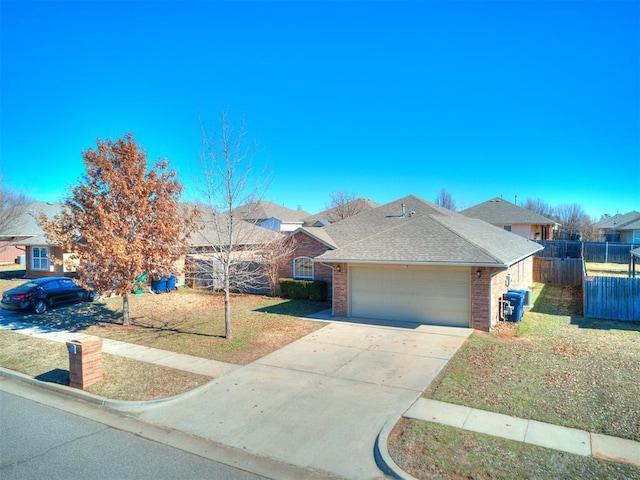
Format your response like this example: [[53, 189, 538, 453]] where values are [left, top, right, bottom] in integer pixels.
[[312, 258, 510, 268]]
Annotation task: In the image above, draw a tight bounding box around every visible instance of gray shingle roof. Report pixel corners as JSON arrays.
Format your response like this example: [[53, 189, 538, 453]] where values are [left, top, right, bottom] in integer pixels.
[[595, 211, 640, 231], [313, 195, 542, 266], [460, 197, 556, 225], [302, 198, 379, 226], [191, 207, 281, 248], [233, 200, 310, 224], [0, 201, 62, 245], [0, 201, 62, 238]]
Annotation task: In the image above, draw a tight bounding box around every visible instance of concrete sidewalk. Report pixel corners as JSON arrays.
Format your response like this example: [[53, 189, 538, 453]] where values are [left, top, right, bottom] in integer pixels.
[[0, 317, 238, 377], [403, 398, 640, 467]]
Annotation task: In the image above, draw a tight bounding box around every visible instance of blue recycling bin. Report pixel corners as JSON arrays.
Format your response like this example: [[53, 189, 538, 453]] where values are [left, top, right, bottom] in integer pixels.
[[504, 290, 525, 322], [509, 289, 531, 308], [166, 275, 177, 291], [151, 277, 167, 294]]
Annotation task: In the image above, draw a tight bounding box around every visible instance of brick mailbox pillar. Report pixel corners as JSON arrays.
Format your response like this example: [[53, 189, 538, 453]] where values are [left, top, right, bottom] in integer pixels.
[[66, 335, 103, 389]]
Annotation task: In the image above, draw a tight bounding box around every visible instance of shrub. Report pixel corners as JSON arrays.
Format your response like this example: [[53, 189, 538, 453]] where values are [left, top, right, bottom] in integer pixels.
[[279, 278, 327, 301]]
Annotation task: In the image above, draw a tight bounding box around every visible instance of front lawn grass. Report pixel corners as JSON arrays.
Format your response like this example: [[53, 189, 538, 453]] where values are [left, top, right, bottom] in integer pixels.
[[2, 284, 329, 365], [0, 329, 212, 401], [0, 283, 328, 399], [389, 283, 640, 479], [389, 419, 640, 480]]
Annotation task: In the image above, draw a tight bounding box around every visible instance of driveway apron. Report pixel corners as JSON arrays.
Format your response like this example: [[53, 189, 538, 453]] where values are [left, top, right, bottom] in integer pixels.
[[135, 321, 472, 479]]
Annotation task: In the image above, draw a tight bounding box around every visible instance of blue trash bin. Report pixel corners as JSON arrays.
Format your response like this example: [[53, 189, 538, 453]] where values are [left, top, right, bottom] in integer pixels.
[[509, 289, 532, 308], [151, 277, 167, 294], [504, 290, 525, 322], [166, 275, 177, 291]]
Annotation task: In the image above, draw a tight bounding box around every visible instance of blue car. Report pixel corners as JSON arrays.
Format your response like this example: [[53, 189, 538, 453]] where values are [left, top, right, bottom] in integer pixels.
[[1, 277, 100, 314]]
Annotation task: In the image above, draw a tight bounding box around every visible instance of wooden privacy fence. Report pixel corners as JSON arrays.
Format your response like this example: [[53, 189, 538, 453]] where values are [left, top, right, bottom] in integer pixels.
[[533, 257, 583, 286], [583, 276, 640, 321]]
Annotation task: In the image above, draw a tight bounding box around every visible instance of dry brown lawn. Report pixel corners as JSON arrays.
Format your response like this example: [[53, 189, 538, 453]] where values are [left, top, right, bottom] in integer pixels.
[[585, 262, 631, 277], [0, 277, 329, 400]]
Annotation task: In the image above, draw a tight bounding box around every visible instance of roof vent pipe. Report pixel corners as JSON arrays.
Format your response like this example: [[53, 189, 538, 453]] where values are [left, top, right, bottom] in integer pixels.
[[401, 203, 406, 218]]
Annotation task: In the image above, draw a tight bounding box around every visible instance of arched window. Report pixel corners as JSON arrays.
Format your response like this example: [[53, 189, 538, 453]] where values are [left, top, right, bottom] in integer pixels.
[[293, 256, 313, 279]]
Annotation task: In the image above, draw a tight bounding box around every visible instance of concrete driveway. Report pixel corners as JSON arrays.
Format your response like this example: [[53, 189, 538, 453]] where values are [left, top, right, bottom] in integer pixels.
[[135, 320, 472, 479]]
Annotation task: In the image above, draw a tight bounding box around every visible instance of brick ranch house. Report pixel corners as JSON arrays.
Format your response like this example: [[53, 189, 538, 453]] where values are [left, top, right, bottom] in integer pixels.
[[280, 195, 543, 331]]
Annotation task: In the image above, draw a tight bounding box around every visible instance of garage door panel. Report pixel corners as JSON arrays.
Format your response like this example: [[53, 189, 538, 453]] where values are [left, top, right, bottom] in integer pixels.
[[350, 266, 470, 327]]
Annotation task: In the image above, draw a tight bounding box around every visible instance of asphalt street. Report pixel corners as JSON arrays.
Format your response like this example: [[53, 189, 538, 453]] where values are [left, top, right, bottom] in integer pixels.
[[0, 390, 267, 480]]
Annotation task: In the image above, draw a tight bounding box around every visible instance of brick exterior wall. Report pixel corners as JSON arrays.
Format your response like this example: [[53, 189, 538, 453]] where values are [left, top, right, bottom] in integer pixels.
[[0, 243, 25, 264], [488, 256, 535, 329], [471, 267, 492, 330], [25, 246, 67, 278], [332, 264, 348, 316], [279, 232, 334, 298]]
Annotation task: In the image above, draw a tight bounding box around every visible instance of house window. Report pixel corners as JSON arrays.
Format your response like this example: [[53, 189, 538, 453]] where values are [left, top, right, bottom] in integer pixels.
[[633, 230, 640, 243], [293, 257, 313, 279], [32, 247, 49, 271], [503, 225, 512, 232]]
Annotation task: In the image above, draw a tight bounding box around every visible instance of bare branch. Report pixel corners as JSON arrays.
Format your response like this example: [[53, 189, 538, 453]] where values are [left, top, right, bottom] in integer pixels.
[[434, 188, 456, 211], [193, 110, 274, 339]]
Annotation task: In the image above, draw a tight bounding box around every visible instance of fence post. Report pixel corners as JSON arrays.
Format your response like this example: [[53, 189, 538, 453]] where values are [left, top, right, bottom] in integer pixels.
[[605, 242, 608, 263]]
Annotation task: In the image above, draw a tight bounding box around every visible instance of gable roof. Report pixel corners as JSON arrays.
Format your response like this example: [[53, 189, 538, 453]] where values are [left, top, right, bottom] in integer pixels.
[[311, 195, 542, 267], [460, 197, 556, 225], [595, 211, 640, 231], [0, 201, 62, 245], [233, 200, 310, 224], [302, 198, 379, 226], [189, 207, 281, 248]]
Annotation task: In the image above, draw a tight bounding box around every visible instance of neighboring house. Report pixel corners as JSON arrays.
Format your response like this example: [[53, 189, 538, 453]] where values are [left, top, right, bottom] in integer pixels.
[[0, 242, 25, 264], [595, 211, 640, 243], [4, 202, 282, 285], [0, 202, 71, 278], [233, 200, 311, 232], [460, 197, 557, 240], [183, 207, 282, 292], [302, 198, 379, 227], [281, 195, 543, 331]]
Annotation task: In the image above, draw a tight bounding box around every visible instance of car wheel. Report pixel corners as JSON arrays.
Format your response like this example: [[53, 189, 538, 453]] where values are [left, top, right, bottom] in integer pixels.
[[33, 300, 48, 314], [87, 291, 100, 302]]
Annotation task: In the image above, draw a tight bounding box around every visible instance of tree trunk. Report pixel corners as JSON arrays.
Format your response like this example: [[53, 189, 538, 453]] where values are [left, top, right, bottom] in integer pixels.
[[224, 287, 232, 339], [122, 293, 130, 326]]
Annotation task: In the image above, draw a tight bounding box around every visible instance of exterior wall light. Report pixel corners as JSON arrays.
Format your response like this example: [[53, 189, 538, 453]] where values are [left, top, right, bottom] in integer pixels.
[[476, 269, 482, 278], [336, 265, 341, 272]]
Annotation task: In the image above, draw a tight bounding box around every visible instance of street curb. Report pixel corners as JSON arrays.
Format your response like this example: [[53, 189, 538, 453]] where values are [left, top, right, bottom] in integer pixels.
[[375, 414, 419, 480], [0, 370, 341, 480], [0, 366, 215, 412]]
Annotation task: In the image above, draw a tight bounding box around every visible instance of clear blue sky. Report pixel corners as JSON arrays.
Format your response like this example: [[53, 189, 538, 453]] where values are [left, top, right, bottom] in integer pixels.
[[1, 0, 638, 220]]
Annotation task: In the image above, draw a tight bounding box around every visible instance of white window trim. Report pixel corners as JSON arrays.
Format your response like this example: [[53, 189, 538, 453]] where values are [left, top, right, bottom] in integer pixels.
[[32, 246, 50, 271], [293, 256, 314, 280]]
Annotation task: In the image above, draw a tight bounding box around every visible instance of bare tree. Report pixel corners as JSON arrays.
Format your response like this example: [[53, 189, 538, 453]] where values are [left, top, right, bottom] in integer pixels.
[[41, 133, 196, 325], [523, 198, 554, 218], [581, 216, 602, 242], [324, 191, 368, 220], [555, 203, 588, 239], [0, 181, 31, 251], [262, 234, 297, 297], [195, 110, 273, 339], [434, 188, 456, 211]]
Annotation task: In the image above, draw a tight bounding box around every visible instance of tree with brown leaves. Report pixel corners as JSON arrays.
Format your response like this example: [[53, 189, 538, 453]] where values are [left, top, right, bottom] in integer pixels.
[[41, 133, 196, 325]]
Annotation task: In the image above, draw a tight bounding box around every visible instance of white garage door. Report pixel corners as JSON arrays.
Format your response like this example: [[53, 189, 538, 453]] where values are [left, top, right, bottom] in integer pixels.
[[350, 265, 471, 327]]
